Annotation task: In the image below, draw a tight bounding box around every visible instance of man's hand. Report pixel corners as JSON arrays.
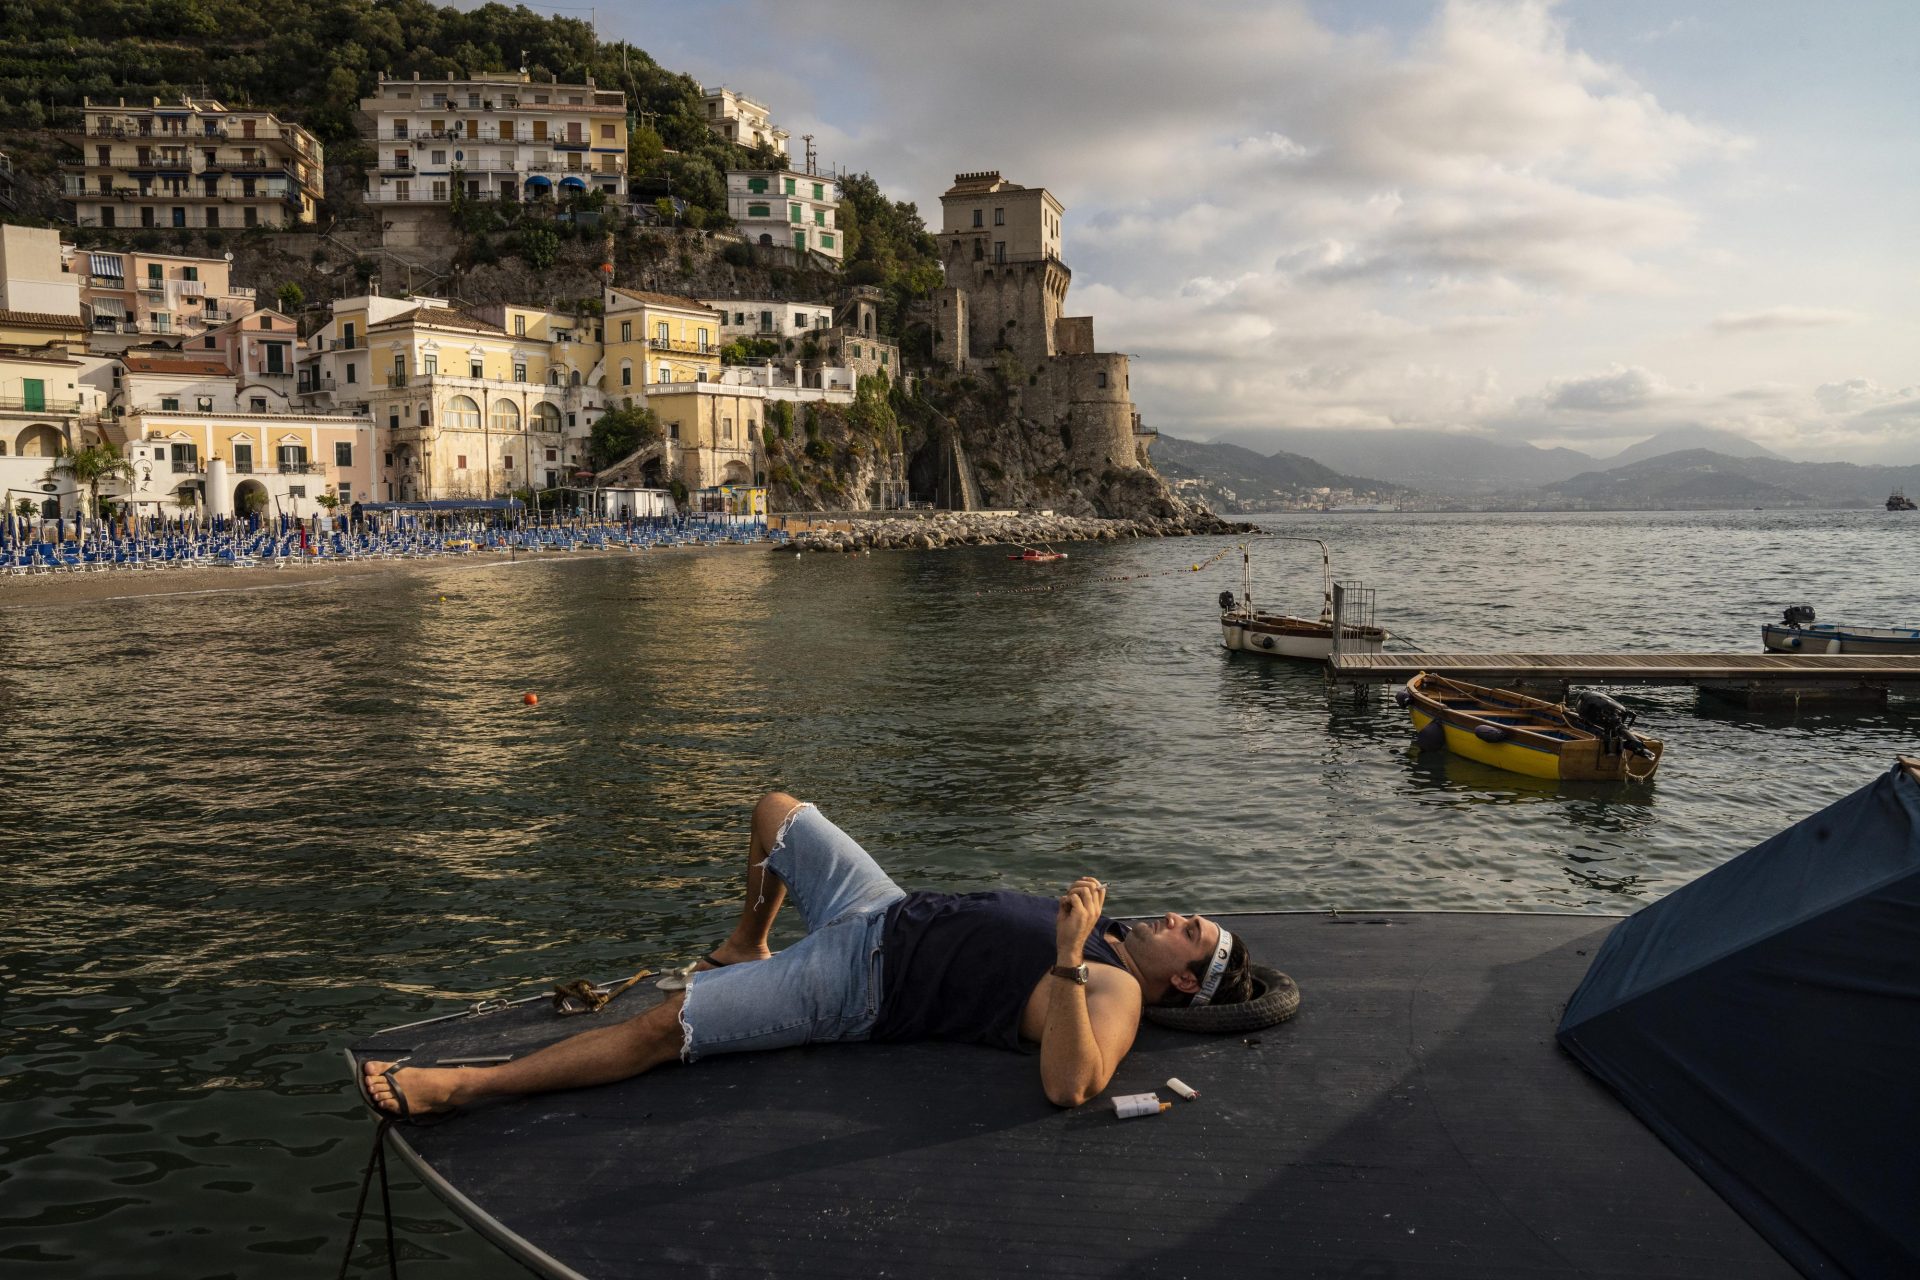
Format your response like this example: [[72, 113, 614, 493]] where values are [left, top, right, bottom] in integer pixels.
[[1055, 876, 1106, 965]]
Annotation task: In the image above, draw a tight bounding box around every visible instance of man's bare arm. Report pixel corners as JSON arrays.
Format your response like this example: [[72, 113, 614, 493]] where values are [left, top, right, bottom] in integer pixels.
[[1039, 877, 1141, 1107]]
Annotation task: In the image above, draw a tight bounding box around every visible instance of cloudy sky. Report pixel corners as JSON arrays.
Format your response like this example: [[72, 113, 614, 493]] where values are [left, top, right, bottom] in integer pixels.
[[614, 0, 1917, 463]]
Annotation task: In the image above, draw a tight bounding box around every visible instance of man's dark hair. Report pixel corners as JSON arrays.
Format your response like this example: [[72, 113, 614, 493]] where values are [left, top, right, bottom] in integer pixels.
[[1155, 934, 1253, 1009]]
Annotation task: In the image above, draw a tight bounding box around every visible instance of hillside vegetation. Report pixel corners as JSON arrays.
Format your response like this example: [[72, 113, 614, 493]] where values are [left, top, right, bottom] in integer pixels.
[[0, 1, 942, 331]]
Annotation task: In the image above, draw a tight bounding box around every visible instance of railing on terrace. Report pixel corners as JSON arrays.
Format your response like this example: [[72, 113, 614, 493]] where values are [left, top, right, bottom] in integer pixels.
[[0, 396, 84, 414], [277, 461, 326, 475], [648, 337, 713, 354]]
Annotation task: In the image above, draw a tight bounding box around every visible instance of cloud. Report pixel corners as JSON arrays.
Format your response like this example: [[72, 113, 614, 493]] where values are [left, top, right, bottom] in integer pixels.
[[1814, 378, 1893, 414], [1543, 365, 1668, 412], [1710, 307, 1858, 334], [627, 1, 1907, 461]]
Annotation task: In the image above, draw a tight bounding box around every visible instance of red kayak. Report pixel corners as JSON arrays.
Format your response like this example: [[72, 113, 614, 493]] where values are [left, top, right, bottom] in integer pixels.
[[1009, 548, 1068, 563]]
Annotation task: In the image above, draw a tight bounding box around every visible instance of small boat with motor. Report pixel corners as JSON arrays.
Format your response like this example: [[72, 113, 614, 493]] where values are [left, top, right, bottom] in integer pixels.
[[1219, 541, 1387, 660], [1761, 604, 1920, 655], [1009, 545, 1067, 563], [1397, 672, 1662, 782], [1888, 489, 1916, 511]]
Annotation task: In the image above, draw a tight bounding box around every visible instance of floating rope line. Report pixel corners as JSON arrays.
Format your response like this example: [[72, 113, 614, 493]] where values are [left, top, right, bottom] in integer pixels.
[[974, 544, 1238, 597]]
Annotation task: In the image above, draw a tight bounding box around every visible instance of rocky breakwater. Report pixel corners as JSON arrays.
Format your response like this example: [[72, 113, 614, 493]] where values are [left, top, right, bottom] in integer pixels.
[[783, 508, 1253, 553]]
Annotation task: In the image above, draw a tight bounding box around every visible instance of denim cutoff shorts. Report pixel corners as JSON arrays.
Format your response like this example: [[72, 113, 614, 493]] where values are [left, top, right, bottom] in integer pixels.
[[678, 804, 906, 1062]]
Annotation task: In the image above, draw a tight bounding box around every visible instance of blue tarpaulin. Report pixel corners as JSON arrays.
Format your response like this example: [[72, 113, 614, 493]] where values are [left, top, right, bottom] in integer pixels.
[[1558, 759, 1920, 1277]]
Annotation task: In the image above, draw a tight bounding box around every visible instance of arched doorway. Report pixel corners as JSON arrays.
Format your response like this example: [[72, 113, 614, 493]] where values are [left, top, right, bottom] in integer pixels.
[[233, 478, 267, 518], [15, 424, 63, 457], [721, 460, 752, 486]]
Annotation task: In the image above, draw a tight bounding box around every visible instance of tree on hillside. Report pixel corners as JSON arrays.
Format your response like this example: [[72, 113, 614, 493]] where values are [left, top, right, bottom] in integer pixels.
[[588, 404, 663, 470]]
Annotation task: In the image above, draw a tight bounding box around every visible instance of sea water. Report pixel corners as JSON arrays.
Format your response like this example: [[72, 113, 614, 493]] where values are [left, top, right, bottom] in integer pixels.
[[2, 509, 1915, 1273]]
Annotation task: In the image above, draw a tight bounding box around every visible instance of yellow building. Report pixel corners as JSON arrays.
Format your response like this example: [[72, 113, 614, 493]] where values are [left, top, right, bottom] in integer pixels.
[[603, 288, 723, 401], [61, 96, 324, 229], [362, 305, 589, 501], [644, 383, 762, 490]]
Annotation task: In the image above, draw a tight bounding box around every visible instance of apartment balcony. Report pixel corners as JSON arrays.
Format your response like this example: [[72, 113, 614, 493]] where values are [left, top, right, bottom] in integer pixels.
[[648, 337, 715, 355], [276, 461, 326, 475], [553, 139, 590, 151], [379, 160, 417, 175], [387, 374, 409, 388], [0, 395, 84, 414]]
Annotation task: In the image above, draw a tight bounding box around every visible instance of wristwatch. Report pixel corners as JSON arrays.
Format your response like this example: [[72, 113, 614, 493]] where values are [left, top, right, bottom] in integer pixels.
[[1050, 963, 1090, 985]]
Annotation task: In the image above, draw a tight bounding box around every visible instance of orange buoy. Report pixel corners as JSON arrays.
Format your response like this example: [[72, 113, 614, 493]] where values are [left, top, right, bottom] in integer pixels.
[[523, 693, 539, 706]]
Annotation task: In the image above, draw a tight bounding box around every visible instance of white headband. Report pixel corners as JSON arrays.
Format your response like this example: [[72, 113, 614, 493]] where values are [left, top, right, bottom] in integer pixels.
[[1189, 927, 1235, 1007]]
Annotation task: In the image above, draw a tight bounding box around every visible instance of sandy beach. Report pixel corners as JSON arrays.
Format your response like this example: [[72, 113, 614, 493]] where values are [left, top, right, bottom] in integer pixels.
[[0, 544, 755, 610]]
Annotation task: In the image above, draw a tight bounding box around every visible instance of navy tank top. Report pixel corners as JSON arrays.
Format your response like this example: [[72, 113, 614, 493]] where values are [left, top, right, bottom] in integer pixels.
[[868, 890, 1131, 1051]]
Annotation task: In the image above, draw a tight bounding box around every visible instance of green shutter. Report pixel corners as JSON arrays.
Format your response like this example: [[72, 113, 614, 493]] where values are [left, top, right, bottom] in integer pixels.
[[748, 177, 767, 193], [812, 183, 823, 199], [748, 202, 770, 217], [789, 203, 801, 223], [820, 233, 834, 249], [793, 231, 806, 250], [22, 378, 44, 411], [814, 210, 824, 225]]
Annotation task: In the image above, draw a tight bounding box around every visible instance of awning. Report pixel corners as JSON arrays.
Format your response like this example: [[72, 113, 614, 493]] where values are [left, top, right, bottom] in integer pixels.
[[524, 175, 552, 190], [89, 253, 124, 278], [88, 297, 127, 318], [558, 176, 587, 190]]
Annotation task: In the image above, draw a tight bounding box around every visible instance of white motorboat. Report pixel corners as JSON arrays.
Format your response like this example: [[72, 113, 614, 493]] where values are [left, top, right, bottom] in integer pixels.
[[1762, 605, 1920, 655], [1219, 541, 1388, 661]]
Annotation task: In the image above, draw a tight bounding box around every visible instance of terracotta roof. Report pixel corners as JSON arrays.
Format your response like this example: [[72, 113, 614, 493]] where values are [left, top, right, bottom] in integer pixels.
[[121, 354, 233, 376], [608, 287, 720, 313], [368, 306, 507, 336], [0, 309, 85, 329]]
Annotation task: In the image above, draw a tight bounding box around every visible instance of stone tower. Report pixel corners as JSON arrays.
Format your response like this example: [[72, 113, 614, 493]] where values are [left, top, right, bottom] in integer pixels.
[[931, 171, 1149, 474]]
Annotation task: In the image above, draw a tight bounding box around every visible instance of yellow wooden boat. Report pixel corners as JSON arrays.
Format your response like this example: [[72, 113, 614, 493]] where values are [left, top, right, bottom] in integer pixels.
[[1398, 672, 1663, 782]]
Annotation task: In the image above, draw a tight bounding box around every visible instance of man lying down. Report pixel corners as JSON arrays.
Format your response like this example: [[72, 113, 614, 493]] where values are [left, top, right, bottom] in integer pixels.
[[363, 793, 1260, 1117]]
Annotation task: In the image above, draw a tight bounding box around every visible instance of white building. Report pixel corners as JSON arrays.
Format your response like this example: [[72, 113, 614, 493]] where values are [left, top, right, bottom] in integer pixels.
[[726, 170, 842, 263], [360, 71, 628, 209], [702, 87, 787, 156], [701, 297, 836, 343]]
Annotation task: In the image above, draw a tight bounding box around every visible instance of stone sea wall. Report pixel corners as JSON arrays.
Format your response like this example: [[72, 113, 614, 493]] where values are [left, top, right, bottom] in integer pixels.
[[781, 508, 1253, 553]]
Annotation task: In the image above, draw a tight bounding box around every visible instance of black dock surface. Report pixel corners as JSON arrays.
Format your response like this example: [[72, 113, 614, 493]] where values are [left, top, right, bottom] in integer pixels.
[[347, 912, 1796, 1279]]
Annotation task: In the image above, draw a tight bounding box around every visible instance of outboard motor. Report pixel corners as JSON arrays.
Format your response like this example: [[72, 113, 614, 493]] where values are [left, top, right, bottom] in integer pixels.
[[1572, 690, 1653, 759], [1218, 590, 1240, 613], [1781, 604, 1816, 629]]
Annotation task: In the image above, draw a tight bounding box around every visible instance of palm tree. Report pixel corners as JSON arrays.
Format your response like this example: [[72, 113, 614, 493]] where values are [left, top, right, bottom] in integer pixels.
[[48, 442, 136, 520]]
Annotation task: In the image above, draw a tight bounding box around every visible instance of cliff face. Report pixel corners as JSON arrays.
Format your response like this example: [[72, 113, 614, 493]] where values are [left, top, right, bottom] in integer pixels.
[[769, 372, 1233, 534]]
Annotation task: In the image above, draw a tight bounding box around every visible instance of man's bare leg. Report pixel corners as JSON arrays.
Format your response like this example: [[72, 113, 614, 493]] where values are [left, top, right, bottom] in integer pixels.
[[362, 793, 807, 1117], [697, 791, 804, 970], [363, 991, 687, 1118]]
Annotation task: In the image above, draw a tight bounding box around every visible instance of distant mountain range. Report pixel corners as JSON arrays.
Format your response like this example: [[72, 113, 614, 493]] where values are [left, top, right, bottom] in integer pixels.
[[1158, 427, 1919, 510], [1199, 426, 1793, 494], [1152, 435, 1395, 509], [1546, 450, 1920, 509]]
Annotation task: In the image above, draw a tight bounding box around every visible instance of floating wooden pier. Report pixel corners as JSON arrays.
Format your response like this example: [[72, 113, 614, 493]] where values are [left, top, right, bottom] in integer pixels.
[[1324, 586, 1920, 703], [1329, 650, 1920, 695]]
